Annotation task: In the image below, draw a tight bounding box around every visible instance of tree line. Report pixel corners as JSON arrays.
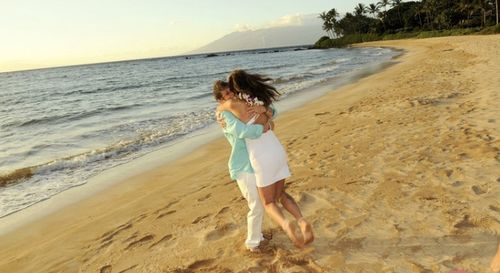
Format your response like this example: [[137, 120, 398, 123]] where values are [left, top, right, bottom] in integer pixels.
[[318, 0, 499, 39]]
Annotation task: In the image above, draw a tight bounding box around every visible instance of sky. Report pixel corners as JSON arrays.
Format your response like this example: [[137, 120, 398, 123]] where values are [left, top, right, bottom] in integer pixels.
[[0, 0, 378, 72]]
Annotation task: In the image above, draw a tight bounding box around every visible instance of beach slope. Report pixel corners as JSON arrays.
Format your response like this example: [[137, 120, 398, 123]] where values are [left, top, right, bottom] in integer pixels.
[[0, 35, 499, 273]]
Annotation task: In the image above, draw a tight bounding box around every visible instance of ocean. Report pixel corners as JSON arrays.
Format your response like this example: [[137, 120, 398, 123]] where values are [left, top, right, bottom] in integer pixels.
[[0, 46, 399, 218]]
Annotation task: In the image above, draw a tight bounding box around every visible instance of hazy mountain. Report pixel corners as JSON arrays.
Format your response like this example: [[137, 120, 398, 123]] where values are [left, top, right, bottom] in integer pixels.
[[189, 25, 325, 54]]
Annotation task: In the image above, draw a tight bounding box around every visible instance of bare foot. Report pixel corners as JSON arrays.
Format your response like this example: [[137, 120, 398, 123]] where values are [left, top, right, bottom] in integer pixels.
[[247, 246, 261, 253], [298, 218, 314, 245], [282, 220, 304, 248]]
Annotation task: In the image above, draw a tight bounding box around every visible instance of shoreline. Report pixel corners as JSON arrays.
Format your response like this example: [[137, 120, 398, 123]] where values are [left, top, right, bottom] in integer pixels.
[[1, 35, 498, 272], [0, 48, 402, 235], [0, 124, 223, 235]]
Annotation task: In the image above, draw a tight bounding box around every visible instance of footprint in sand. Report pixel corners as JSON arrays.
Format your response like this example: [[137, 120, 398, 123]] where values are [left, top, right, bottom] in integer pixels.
[[286, 138, 297, 148], [231, 196, 244, 203], [149, 234, 174, 249], [298, 192, 317, 205], [489, 205, 499, 212], [101, 222, 133, 243], [471, 185, 486, 195], [124, 234, 155, 251], [156, 210, 176, 219], [133, 214, 147, 223], [192, 214, 211, 224], [181, 259, 217, 272], [314, 111, 331, 116], [454, 215, 475, 229], [100, 265, 112, 273], [155, 200, 180, 214], [205, 223, 238, 241], [122, 232, 139, 244], [98, 240, 113, 251], [216, 207, 230, 216], [117, 265, 138, 273], [197, 193, 212, 202]]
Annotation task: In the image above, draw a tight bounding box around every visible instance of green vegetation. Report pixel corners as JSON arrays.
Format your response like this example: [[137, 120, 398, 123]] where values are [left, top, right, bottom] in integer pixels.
[[315, 0, 500, 48]]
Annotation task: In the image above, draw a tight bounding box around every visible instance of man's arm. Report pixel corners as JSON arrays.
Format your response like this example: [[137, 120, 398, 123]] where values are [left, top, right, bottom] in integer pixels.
[[221, 111, 264, 139]]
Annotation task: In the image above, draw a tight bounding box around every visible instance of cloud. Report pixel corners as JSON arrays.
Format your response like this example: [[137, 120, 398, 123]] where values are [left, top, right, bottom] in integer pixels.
[[264, 13, 321, 28], [232, 23, 254, 32], [233, 13, 322, 33]]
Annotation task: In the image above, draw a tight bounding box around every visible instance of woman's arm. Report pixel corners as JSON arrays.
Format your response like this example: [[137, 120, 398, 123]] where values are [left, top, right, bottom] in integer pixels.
[[220, 111, 269, 139], [218, 100, 251, 123], [249, 105, 275, 128]]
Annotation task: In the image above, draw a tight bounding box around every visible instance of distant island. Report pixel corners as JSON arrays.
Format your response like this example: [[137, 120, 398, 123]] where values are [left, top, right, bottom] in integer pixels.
[[189, 24, 324, 54]]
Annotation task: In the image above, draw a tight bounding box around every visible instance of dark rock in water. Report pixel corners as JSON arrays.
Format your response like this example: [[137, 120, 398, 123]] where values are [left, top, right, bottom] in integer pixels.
[[205, 53, 218, 58]]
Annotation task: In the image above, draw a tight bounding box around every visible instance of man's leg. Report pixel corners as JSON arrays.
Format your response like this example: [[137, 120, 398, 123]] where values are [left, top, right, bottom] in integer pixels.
[[236, 172, 264, 249]]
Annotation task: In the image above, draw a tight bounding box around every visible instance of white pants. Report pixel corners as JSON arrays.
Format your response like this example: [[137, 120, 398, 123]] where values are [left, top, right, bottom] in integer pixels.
[[236, 172, 264, 248]]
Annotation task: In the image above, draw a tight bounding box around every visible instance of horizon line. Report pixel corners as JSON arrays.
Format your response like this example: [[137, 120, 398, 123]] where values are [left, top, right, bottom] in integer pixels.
[[0, 44, 314, 74]]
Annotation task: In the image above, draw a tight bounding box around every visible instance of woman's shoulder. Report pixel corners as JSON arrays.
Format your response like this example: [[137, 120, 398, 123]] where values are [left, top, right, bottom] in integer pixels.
[[225, 98, 247, 110]]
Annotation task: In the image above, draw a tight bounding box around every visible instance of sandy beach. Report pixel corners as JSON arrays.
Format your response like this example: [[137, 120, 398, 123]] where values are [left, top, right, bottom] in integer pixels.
[[0, 35, 499, 273]]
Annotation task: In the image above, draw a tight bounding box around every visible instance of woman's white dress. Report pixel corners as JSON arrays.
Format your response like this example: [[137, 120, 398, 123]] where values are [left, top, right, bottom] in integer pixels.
[[245, 116, 291, 187]]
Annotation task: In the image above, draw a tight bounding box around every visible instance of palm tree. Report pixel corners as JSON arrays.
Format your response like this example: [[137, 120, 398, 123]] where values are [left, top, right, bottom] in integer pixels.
[[378, 0, 390, 30], [458, 0, 476, 22], [391, 0, 404, 27], [367, 3, 380, 18], [327, 8, 339, 20], [495, 0, 499, 24], [327, 8, 340, 37], [318, 9, 339, 38], [318, 12, 333, 38], [422, 0, 436, 29], [327, 8, 343, 37], [474, 0, 492, 27], [355, 3, 367, 16], [413, 2, 424, 28], [378, 0, 390, 13]]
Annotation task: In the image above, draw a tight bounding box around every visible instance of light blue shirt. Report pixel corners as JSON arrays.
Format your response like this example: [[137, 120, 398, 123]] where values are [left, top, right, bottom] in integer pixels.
[[220, 107, 277, 180], [220, 111, 262, 180]]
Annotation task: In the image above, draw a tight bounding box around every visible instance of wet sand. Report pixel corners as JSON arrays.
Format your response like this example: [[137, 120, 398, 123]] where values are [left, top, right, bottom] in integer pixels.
[[0, 35, 499, 273]]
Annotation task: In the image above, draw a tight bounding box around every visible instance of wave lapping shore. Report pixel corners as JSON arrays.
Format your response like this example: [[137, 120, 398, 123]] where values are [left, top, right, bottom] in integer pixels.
[[0, 46, 397, 217], [0, 35, 499, 272]]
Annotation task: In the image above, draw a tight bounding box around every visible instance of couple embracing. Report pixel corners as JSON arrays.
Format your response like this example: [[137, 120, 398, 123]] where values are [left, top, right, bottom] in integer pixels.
[[212, 69, 314, 252]]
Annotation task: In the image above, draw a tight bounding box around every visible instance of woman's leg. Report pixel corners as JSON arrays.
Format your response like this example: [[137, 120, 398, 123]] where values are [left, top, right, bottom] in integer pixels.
[[258, 184, 303, 248], [275, 180, 302, 219], [276, 180, 315, 245]]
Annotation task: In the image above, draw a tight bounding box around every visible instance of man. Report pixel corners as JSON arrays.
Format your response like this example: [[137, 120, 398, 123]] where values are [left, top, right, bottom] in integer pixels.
[[212, 80, 273, 252]]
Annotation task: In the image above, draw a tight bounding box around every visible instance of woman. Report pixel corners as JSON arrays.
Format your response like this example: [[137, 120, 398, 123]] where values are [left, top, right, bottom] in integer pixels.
[[215, 70, 314, 248]]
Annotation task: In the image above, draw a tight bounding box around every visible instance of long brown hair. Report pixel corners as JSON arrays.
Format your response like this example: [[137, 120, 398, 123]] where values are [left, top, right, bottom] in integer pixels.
[[228, 69, 280, 107]]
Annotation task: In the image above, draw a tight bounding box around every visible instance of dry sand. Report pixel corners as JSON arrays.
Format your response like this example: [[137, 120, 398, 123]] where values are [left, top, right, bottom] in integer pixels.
[[0, 35, 499, 273]]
